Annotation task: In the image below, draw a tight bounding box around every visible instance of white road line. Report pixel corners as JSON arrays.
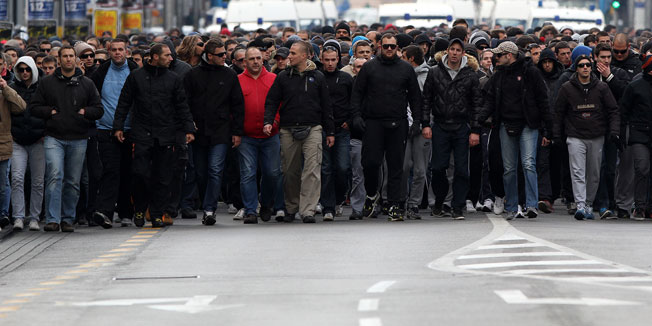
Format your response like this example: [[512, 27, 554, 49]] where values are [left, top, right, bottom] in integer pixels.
[[458, 260, 604, 270], [358, 299, 379, 312], [495, 289, 643, 306], [494, 233, 526, 241], [558, 276, 652, 283], [359, 317, 383, 326], [477, 243, 546, 250], [457, 252, 573, 260], [503, 268, 634, 275], [367, 281, 396, 293]]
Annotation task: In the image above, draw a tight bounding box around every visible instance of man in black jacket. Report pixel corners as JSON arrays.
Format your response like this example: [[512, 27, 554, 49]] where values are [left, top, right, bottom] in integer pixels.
[[619, 55, 652, 220], [264, 41, 334, 223], [319, 45, 353, 221], [475, 41, 552, 220], [89, 37, 139, 229], [612, 33, 642, 79], [184, 39, 245, 226], [424, 38, 482, 220], [29, 45, 104, 232], [351, 33, 426, 222], [113, 43, 195, 228]]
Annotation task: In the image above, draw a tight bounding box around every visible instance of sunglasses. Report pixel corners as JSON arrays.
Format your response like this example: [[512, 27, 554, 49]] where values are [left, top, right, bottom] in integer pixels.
[[41, 48, 51, 53], [235, 58, 244, 62], [80, 53, 95, 59], [382, 44, 398, 50], [197, 42, 205, 47], [577, 62, 591, 68], [495, 52, 506, 58], [212, 52, 227, 57], [17, 67, 31, 73], [613, 49, 627, 54]]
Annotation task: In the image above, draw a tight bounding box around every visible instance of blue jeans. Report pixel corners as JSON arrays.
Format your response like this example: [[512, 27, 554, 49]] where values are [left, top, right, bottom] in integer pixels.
[[44, 136, 87, 224], [431, 123, 470, 210], [238, 135, 284, 215], [193, 143, 228, 212], [499, 124, 539, 212], [0, 159, 9, 217], [320, 130, 351, 213]]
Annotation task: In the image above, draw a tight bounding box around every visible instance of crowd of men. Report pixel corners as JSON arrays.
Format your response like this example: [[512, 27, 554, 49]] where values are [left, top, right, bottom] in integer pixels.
[[0, 18, 651, 231]]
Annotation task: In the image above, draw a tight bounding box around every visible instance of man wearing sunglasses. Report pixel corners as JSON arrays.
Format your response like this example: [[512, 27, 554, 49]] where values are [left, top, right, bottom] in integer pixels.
[[553, 55, 620, 220], [183, 39, 245, 226], [475, 41, 552, 221], [39, 40, 52, 54], [612, 33, 642, 79], [350, 33, 425, 222]]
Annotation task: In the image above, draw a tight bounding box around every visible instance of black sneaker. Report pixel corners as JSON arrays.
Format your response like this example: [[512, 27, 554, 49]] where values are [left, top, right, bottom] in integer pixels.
[[133, 211, 145, 227], [430, 205, 442, 216], [441, 205, 452, 218], [0, 215, 9, 227], [202, 211, 217, 226], [388, 205, 404, 222], [617, 208, 630, 219], [61, 222, 75, 232], [381, 202, 390, 216], [302, 215, 316, 223], [526, 207, 538, 219], [349, 210, 363, 220], [243, 213, 258, 224], [180, 207, 197, 219], [567, 202, 577, 215], [92, 211, 113, 229], [151, 217, 165, 228], [452, 208, 465, 220], [284, 213, 295, 223], [406, 207, 421, 220], [362, 194, 379, 218], [259, 207, 273, 222]]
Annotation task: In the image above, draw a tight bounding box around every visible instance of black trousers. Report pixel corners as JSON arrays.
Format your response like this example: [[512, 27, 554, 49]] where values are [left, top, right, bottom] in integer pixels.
[[165, 143, 189, 215], [361, 119, 408, 205], [132, 141, 175, 219], [95, 130, 133, 219], [537, 134, 553, 202]]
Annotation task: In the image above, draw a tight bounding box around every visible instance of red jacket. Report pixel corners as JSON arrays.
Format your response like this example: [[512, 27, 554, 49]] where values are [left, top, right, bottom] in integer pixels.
[[238, 67, 279, 138]]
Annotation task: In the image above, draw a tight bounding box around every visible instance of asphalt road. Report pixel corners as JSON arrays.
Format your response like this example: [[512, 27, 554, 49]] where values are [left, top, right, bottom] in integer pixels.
[[0, 204, 651, 326]]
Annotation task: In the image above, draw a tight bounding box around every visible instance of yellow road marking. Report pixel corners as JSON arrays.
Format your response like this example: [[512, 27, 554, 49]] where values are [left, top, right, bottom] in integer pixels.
[[90, 258, 115, 263], [14, 293, 40, 297], [126, 239, 147, 243], [109, 248, 136, 252], [119, 243, 143, 247], [54, 275, 79, 280], [40, 281, 65, 286], [0, 313, 8, 318], [137, 231, 158, 234], [65, 269, 89, 274], [2, 299, 28, 304], [0, 306, 20, 312], [131, 235, 153, 238], [99, 253, 126, 258]]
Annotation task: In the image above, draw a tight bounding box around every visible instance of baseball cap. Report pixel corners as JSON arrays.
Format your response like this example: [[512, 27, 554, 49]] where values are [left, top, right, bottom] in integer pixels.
[[490, 41, 518, 55]]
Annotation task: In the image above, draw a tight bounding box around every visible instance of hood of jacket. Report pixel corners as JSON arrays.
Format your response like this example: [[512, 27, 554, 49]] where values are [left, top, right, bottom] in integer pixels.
[[537, 48, 564, 79], [288, 59, 317, 76], [13, 56, 38, 86], [434, 50, 479, 71], [414, 61, 430, 75], [54, 67, 84, 81], [569, 71, 599, 90]]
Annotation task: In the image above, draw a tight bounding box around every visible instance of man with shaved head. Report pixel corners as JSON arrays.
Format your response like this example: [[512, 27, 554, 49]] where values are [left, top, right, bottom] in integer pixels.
[[612, 33, 642, 78]]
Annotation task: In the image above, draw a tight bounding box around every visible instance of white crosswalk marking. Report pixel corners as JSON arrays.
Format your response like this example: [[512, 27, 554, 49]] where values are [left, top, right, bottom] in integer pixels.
[[429, 215, 652, 293]]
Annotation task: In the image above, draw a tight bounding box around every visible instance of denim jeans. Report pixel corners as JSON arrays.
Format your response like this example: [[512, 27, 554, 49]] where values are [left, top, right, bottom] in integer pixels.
[[11, 141, 45, 222], [499, 124, 538, 212], [431, 123, 470, 210], [193, 143, 229, 212], [349, 139, 365, 214], [238, 135, 284, 215], [44, 136, 87, 225], [321, 130, 351, 213]]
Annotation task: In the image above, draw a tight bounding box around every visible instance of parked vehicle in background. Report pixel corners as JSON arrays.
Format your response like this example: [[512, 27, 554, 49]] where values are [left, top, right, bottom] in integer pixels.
[[528, 3, 605, 30], [378, 2, 454, 28], [226, 0, 299, 30]]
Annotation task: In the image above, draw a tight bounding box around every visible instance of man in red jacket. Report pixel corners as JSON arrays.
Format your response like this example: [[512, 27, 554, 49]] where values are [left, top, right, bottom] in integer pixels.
[[238, 47, 284, 224]]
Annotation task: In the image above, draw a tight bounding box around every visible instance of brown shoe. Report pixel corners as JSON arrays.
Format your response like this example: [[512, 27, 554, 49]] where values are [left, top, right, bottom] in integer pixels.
[[61, 222, 75, 233], [44, 223, 60, 232], [162, 213, 174, 226]]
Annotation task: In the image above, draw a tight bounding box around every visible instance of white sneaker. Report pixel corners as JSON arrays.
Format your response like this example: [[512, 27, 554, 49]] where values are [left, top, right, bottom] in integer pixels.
[[466, 200, 477, 213], [493, 197, 504, 215], [475, 201, 483, 210], [516, 205, 525, 218], [335, 205, 343, 217], [29, 220, 40, 231], [13, 219, 23, 231], [315, 203, 323, 215], [323, 212, 334, 221], [275, 210, 285, 217], [227, 204, 238, 214], [233, 208, 245, 220], [483, 199, 494, 212]]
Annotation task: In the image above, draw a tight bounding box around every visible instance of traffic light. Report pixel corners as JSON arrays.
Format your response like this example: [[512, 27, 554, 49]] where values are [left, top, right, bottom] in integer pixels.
[[611, 0, 621, 9]]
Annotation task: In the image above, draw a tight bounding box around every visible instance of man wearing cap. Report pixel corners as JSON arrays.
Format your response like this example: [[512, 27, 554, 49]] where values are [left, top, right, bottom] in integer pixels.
[[553, 54, 620, 220], [618, 55, 652, 220], [74, 41, 97, 77], [475, 41, 552, 220], [271, 47, 289, 74], [423, 38, 482, 220], [350, 33, 426, 222]]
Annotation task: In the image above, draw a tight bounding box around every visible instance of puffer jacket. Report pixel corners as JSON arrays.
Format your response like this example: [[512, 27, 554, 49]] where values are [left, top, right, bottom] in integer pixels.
[[264, 60, 334, 135], [0, 83, 26, 160], [10, 56, 45, 146], [553, 73, 620, 140], [619, 74, 652, 145], [113, 61, 194, 146], [422, 51, 482, 130]]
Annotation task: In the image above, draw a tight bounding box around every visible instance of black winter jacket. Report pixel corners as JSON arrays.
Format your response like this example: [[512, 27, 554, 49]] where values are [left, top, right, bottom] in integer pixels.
[[537, 48, 565, 110], [184, 56, 245, 146], [350, 55, 424, 125], [593, 64, 631, 100], [323, 69, 353, 131], [619, 74, 652, 145], [477, 53, 552, 137], [553, 73, 620, 140], [10, 79, 45, 146], [422, 54, 482, 131], [113, 61, 194, 146], [613, 50, 642, 78], [264, 60, 334, 135], [29, 68, 103, 140]]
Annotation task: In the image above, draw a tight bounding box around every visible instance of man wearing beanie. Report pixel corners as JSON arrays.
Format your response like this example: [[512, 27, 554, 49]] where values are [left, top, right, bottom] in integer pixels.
[[475, 41, 552, 220], [335, 22, 351, 40], [75, 41, 97, 76], [618, 55, 652, 220]]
